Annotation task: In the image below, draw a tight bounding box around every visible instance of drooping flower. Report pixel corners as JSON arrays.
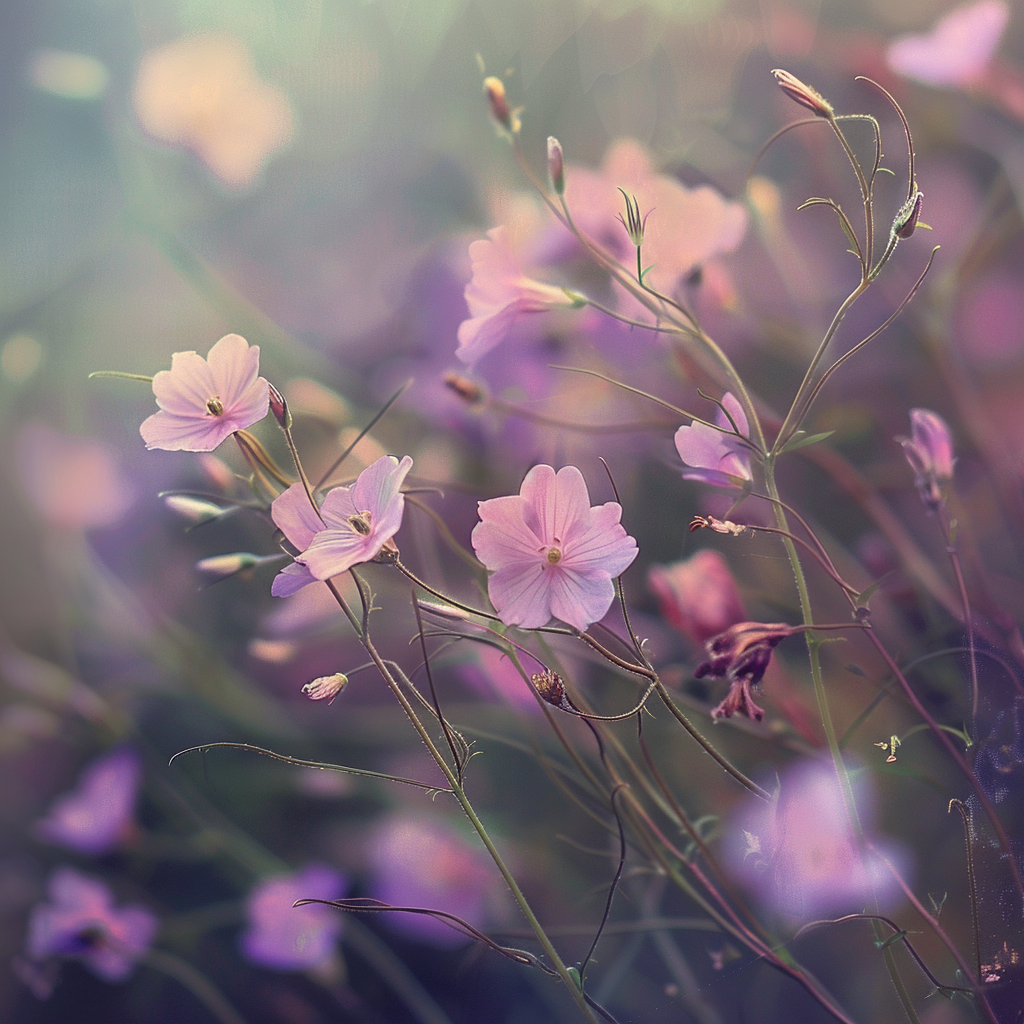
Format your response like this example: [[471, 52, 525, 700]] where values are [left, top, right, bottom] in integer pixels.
[[674, 392, 753, 487], [241, 864, 345, 971], [725, 760, 908, 921], [270, 455, 413, 591], [648, 550, 746, 645], [140, 334, 270, 452], [886, 1, 1010, 89], [27, 868, 157, 981], [133, 33, 292, 188], [897, 408, 955, 511], [471, 464, 638, 631], [456, 226, 583, 365], [36, 748, 141, 855], [695, 622, 801, 721], [367, 816, 497, 948]]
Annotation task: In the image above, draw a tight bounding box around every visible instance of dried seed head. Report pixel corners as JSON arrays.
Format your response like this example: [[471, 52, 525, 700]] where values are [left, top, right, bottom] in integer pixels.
[[531, 669, 575, 712]]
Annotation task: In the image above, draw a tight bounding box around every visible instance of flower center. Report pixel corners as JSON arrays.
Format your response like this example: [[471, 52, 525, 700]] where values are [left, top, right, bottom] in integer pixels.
[[348, 511, 372, 536], [206, 396, 224, 417], [546, 547, 562, 565]]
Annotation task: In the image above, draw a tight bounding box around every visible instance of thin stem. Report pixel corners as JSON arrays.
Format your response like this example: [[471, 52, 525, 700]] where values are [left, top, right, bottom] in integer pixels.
[[941, 514, 979, 736], [142, 949, 246, 1024]]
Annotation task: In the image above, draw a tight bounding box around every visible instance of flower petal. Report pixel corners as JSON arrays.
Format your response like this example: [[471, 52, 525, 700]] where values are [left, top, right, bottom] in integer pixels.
[[486, 562, 551, 628], [271, 483, 324, 550], [547, 566, 616, 632]]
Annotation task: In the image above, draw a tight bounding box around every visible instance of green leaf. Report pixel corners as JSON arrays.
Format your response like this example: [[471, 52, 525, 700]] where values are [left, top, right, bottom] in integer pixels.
[[779, 429, 835, 454], [855, 572, 893, 608]]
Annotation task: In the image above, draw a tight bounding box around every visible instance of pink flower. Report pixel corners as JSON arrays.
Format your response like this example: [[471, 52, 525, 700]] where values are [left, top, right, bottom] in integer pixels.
[[648, 550, 746, 645], [242, 864, 345, 971], [36, 748, 141, 855], [471, 464, 638, 631], [897, 408, 955, 510], [140, 333, 270, 452], [886, 1, 1009, 88], [725, 760, 908, 921], [674, 392, 752, 487], [456, 226, 582, 364], [270, 455, 413, 592], [27, 868, 157, 981]]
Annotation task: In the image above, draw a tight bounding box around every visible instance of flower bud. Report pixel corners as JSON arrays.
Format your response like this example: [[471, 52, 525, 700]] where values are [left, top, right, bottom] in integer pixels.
[[302, 673, 348, 703], [483, 76, 518, 133], [443, 371, 485, 405], [531, 670, 575, 712], [893, 190, 924, 240], [547, 136, 565, 194], [162, 493, 229, 524], [616, 189, 647, 248], [897, 408, 954, 511], [268, 382, 291, 429], [196, 552, 263, 578], [771, 69, 834, 119]]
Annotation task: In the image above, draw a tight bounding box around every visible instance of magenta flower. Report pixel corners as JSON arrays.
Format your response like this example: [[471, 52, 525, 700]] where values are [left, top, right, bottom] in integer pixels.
[[674, 392, 752, 487], [887, 1, 1009, 88], [241, 864, 345, 971], [456, 226, 582, 365], [27, 868, 157, 981], [648, 550, 746, 645], [36, 748, 141, 855], [897, 408, 955, 510], [725, 760, 908, 922], [368, 816, 497, 948], [270, 455, 413, 593], [140, 333, 270, 452], [471, 464, 638, 631]]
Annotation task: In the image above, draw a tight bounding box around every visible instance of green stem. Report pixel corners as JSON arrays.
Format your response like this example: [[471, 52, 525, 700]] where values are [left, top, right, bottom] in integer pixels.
[[143, 949, 246, 1024]]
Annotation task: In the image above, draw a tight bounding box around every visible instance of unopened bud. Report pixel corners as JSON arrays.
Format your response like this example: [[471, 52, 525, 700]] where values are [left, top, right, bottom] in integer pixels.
[[443, 371, 485, 405], [196, 552, 262, 578], [893, 190, 924, 240], [268, 382, 292, 429], [616, 189, 648, 248], [302, 672, 348, 703], [547, 136, 565, 194], [163, 493, 229, 524], [484, 76, 517, 133], [531, 670, 575, 712], [771, 69, 834, 119]]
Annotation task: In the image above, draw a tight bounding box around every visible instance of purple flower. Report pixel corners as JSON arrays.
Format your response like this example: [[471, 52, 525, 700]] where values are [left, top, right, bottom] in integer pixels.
[[368, 816, 497, 948], [887, 1, 1009, 89], [140, 333, 270, 452], [471, 464, 638, 631], [241, 864, 345, 971], [36, 748, 141, 855], [897, 408, 955, 510], [674, 393, 752, 487], [648, 550, 746, 645], [725, 760, 909, 922], [456, 226, 582, 365], [27, 868, 157, 981], [270, 455, 413, 592]]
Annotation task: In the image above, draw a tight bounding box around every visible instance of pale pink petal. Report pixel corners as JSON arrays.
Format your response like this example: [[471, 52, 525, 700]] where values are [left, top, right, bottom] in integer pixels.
[[487, 562, 551, 628], [318, 484, 358, 528], [351, 455, 413, 529], [520, 465, 591, 546], [464, 227, 522, 314], [718, 392, 749, 438], [561, 503, 638, 577], [456, 301, 525, 364], [298, 530, 377, 579], [472, 496, 545, 567], [152, 352, 216, 414], [206, 333, 259, 406], [271, 562, 317, 597], [547, 567, 615, 632], [271, 483, 324, 550], [140, 410, 237, 452]]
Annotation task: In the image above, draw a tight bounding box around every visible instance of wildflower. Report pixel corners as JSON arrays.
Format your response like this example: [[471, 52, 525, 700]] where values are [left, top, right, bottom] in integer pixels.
[[270, 455, 413, 590], [897, 408, 955, 511], [456, 226, 583, 365], [771, 69, 834, 119], [133, 33, 292, 188], [302, 673, 348, 703], [140, 334, 270, 452], [674, 393, 753, 487], [695, 622, 800, 721], [547, 136, 565, 194], [725, 760, 908, 921], [27, 868, 157, 981], [886, 1, 1010, 89], [241, 864, 345, 971], [36, 749, 141, 856], [648, 550, 746, 645], [472, 464, 638, 631], [368, 816, 497, 948]]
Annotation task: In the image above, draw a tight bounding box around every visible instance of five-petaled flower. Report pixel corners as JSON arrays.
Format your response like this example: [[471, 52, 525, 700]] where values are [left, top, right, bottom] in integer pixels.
[[695, 621, 800, 721], [27, 868, 157, 982], [456, 226, 583, 365], [140, 333, 270, 452], [674, 392, 753, 487], [471, 464, 638, 632], [897, 408, 955, 511], [270, 455, 413, 595]]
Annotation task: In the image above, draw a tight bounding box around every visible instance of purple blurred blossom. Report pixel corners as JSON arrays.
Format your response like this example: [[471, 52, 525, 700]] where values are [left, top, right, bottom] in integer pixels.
[[725, 760, 908, 922], [472, 464, 638, 631], [674, 392, 752, 487], [367, 816, 496, 948], [16, 424, 134, 530], [648, 550, 746, 646], [887, 1, 1009, 88], [897, 408, 955, 511], [241, 864, 345, 971], [27, 868, 157, 981], [140, 333, 270, 452], [36, 748, 141, 855]]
